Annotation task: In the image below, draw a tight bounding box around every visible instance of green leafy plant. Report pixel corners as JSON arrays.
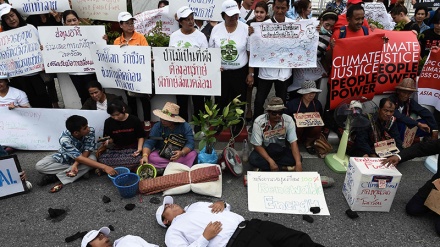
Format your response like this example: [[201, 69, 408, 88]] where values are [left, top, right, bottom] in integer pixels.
[[367, 19, 384, 30], [145, 21, 170, 47], [393, 21, 406, 31]]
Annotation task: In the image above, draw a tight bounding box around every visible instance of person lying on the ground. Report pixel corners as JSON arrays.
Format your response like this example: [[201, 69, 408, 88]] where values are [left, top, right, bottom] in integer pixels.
[[81, 226, 158, 247]]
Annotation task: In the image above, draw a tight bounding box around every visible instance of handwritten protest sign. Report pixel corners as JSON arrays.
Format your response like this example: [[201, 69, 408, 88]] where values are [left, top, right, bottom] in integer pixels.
[[0, 25, 43, 77], [250, 19, 319, 68], [402, 126, 417, 148], [38, 26, 106, 73], [153, 47, 221, 95], [247, 171, 330, 215], [132, 0, 157, 15], [374, 139, 399, 158], [414, 0, 440, 8], [418, 49, 440, 112], [134, 7, 179, 36], [90, 44, 152, 94], [294, 112, 324, 128], [329, 34, 384, 109], [0, 155, 27, 198], [170, 0, 225, 21], [364, 3, 394, 30], [10, 0, 70, 16], [71, 0, 126, 21], [0, 108, 108, 150]]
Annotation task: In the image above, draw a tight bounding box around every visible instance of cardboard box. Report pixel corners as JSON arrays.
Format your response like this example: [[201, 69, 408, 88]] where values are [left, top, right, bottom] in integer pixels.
[[342, 157, 402, 212]]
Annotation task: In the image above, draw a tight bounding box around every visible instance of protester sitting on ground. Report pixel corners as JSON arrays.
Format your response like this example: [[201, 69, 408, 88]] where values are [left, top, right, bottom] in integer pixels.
[[332, 0, 371, 32], [419, 12, 440, 57], [381, 139, 440, 236], [249, 97, 302, 171], [413, 6, 430, 33], [0, 3, 52, 108], [285, 81, 324, 155], [158, 0, 169, 9], [389, 78, 438, 143], [0, 75, 30, 109], [35, 115, 117, 193], [326, 0, 347, 15], [140, 102, 197, 175], [81, 81, 129, 112], [347, 98, 403, 157], [81, 226, 158, 247], [390, 1, 419, 32], [156, 196, 324, 247]]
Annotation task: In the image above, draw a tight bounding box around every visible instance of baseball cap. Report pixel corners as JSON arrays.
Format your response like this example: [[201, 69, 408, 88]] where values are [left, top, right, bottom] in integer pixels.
[[222, 0, 240, 17], [156, 196, 173, 228], [347, 0, 363, 5], [0, 3, 12, 18], [81, 227, 111, 247], [118, 11, 136, 22], [176, 6, 193, 19]]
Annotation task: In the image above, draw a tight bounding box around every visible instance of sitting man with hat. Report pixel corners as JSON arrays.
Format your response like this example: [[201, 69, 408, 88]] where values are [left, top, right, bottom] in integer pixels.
[[389, 78, 438, 145], [81, 226, 158, 247], [249, 96, 302, 171], [156, 196, 324, 247]]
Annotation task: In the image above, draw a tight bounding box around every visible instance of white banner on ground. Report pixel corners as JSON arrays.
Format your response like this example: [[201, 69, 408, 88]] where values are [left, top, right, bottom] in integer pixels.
[[364, 2, 395, 31], [134, 6, 179, 36], [0, 108, 108, 150], [247, 171, 330, 215], [250, 19, 319, 68], [0, 25, 43, 77], [71, 0, 126, 21], [90, 44, 152, 94], [170, 0, 226, 21], [39, 26, 106, 73], [10, 0, 71, 16], [153, 47, 221, 95]]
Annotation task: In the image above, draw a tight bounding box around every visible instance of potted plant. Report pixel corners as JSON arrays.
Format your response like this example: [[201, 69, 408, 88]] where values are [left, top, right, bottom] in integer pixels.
[[145, 21, 170, 47]]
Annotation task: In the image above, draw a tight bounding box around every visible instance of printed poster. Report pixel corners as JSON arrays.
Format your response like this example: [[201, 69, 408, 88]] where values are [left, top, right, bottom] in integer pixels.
[[169, 0, 226, 21], [418, 48, 440, 111], [134, 6, 179, 36], [10, 0, 71, 16], [71, 0, 126, 21]]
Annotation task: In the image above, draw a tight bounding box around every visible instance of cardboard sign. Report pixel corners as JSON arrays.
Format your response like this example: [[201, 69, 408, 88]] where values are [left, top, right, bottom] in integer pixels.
[[424, 188, 440, 215], [10, 0, 71, 16], [71, 0, 127, 21], [0, 155, 28, 198], [247, 171, 330, 215], [169, 0, 226, 21], [134, 7, 179, 36], [294, 112, 324, 128], [402, 126, 417, 148], [374, 139, 400, 158], [418, 49, 440, 112], [263, 127, 286, 139]]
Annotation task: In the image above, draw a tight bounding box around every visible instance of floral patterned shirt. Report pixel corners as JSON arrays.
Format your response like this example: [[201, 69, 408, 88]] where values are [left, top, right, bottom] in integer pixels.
[[52, 127, 95, 165]]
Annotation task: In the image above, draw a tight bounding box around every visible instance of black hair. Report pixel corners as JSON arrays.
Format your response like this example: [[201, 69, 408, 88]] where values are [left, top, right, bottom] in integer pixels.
[[346, 4, 364, 19], [431, 12, 440, 25], [107, 99, 126, 115], [255, 1, 269, 14], [66, 115, 88, 133], [293, 0, 310, 15], [379, 98, 394, 109], [1, 8, 27, 31], [158, 0, 169, 8], [390, 3, 408, 16], [414, 6, 428, 18], [318, 10, 338, 22], [62, 10, 80, 23], [86, 80, 104, 91], [275, 0, 290, 7]]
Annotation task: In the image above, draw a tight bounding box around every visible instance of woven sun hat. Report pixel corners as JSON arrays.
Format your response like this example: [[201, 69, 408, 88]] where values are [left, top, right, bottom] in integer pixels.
[[265, 97, 287, 111], [297, 80, 322, 94], [395, 78, 417, 92], [153, 102, 185, 123]]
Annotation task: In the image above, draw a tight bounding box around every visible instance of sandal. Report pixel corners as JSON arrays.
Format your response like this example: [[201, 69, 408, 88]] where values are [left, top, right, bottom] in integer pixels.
[[66, 171, 77, 177], [306, 146, 316, 155], [50, 183, 63, 193]]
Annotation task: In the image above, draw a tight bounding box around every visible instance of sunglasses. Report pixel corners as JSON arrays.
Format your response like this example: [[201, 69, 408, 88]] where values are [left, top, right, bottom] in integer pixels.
[[270, 111, 283, 116]]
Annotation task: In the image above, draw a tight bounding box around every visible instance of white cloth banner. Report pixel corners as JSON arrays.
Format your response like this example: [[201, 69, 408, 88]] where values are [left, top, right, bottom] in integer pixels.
[[0, 108, 108, 150], [132, 0, 163, 15], [0, 25, 43, 77], [170, 0, 226, 22], [10, 0, 71, 16], [134, 7, 179, 36], [153, 47, 221, 96], [71, 0, 126, 21], [90, 44, 152, 94], [250, 19, 319, 68], [39, 26, 106, 73], [364, 2, 395, 31]]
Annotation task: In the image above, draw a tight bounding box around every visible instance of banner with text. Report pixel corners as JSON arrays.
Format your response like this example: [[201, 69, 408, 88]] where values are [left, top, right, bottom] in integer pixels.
[[414, 0, 440, 8], [418, 49, 440, 111], [134, 7, 179, 36], [0, 156, 26, 198], [10, 0, 71, 16], [0, 108, 108, 150], [132, 0, 157, 15], [364, 2, 394, 30], [71, 0, 126, 21], [91, 44, 152, 94], [247, 171, 330, 215], [170, 0, 226, 22], [153, 47, 221, 96], [0, 25, 43, 77], [39, 26, 106, 73], [330, 33, 384, 110], [250, 19, 319, 68]]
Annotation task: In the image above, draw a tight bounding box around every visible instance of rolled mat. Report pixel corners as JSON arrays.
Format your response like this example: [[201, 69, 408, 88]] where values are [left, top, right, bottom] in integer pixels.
[[139, 165, 221, 195]]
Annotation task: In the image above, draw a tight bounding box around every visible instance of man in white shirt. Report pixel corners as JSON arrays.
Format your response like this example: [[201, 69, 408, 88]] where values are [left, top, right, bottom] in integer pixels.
[[81, 226, 158, 247], [239, 0, 255, 21], [0, 76, 30, 109], [156, 196, 323, 247]]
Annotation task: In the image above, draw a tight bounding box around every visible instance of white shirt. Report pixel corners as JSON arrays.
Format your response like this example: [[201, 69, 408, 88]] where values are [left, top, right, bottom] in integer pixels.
[[169, 29, 209, 48], [239, 6, 255, 21], [0, 86, 30, 107], [258, 18, 294, 81], [96, 99, 107, 111], [114, 235, 158, 247], [165, 202, 244, 247], [209, 22, 249, 70]]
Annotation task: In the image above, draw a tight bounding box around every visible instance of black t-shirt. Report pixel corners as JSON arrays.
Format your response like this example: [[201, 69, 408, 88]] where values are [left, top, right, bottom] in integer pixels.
[[403, 21, 419, 33], [104, 115, 145, 147], [420, 29, 440, 57]]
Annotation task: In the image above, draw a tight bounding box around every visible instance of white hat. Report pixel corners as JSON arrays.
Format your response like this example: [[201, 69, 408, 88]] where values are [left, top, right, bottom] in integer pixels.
[[297, 80, 322, 94], [0, 3, 12, 18], [81, 227, 111, 247], [222, 0, 240, 17], [176, 6, 193, 19], [156, 196, 173, 228], [118, 11, 136, 22]]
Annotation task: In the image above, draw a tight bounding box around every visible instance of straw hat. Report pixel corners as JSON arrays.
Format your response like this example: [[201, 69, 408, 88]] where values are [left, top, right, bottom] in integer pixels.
[[395, 78, 417, 92], [297, 80, 322, 94], [153, 102, 185, 123]]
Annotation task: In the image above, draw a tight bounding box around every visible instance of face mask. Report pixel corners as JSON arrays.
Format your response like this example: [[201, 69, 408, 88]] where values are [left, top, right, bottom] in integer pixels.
[[320, 26, 331, 35]]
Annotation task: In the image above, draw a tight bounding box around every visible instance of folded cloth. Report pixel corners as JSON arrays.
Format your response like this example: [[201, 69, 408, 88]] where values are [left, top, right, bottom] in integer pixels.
[[139, 165, 221, 195]]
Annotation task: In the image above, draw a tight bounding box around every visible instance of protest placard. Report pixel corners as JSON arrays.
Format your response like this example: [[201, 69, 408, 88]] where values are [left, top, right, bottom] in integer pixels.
[[294, 112, 324, 128], [10, 0, 71, 16], [153, 47, 221, 95], [134, 7, 179, 36], [249, 19, 319, 68], [71, 0, 126, 21], [132, 0, 157, 15], [414, 0, 440, 8], [247, 171, 330, 215], [169, 0, 225, 21], [38, 26, 106, 73], [418, 49, 440, 112], [364, 2, 394, 30], [0, 25, 43, 77], [0, 108, 108, 150], [90, 44, 152, 94], [0, 155, 28, 198]]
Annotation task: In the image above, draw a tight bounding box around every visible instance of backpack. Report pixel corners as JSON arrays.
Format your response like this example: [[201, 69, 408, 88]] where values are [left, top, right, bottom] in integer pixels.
[[338, 25, 369, 39]]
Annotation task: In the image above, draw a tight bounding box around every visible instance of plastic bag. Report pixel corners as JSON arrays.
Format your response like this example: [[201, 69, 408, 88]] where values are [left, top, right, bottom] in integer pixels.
[[198, 147, 218, 164]]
